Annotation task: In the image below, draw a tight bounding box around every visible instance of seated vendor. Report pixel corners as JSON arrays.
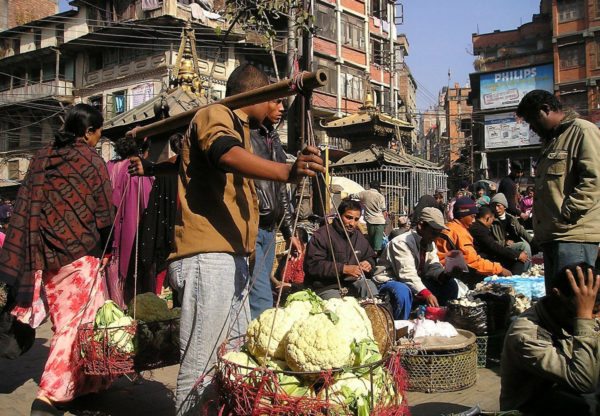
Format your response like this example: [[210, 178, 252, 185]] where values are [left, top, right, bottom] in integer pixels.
[[470, 206, 530, 275], [304, 199, 378, 300], [489, 193, 532, 273], [500, 263, 600, 415], [374, 207, 460, 320], [436, 197, 511, 287]]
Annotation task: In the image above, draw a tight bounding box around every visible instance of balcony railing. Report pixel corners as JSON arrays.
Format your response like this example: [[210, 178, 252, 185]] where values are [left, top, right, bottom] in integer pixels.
[[0, 79, 74, 105]]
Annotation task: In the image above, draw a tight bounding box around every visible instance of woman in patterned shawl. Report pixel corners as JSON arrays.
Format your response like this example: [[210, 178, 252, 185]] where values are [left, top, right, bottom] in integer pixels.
[[0, 104, 115, 415]]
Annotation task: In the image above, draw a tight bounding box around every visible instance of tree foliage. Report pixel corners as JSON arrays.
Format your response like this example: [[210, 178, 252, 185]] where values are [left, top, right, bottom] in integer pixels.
[[219, 0, 312, 51]]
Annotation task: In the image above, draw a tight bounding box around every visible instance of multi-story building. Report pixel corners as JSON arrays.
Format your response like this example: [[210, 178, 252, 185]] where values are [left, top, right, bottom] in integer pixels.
[[443, 82, 472, 174], [312, 0, 413, 150], [468, 0, 552, 184], [418, 104, 445, 164], [551, 0, 600, 124], [0, 0, 58, 31], [0, 0, 286, 188]]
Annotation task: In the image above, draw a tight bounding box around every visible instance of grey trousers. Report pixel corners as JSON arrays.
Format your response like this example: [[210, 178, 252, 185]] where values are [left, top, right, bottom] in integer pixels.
[[169, 252, 251, 415], [317, 277, 379, 300]]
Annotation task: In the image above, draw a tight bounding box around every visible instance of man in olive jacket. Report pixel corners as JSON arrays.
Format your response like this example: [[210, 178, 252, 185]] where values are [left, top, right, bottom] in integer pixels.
[[517, 90, 600, 290]]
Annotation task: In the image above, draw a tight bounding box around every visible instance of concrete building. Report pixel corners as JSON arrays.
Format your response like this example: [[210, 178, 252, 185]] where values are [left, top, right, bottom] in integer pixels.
[[312, 0, 413, 150], [0, 0, 282, 188], [0, 0, 58, 31], [418, 104, 445, 164], [443, 82, 472, 177], [551, 0, 600, 124], [468, 0, 552, 184]]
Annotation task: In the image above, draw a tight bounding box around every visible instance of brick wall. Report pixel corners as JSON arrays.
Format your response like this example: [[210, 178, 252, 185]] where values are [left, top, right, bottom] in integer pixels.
[[8, 0, 57, 29]]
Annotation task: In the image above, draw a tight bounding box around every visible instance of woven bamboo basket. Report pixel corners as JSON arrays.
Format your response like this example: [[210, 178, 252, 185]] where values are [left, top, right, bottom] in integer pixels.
[[398, 329, 477, 393], [401, 343, 477, 393]]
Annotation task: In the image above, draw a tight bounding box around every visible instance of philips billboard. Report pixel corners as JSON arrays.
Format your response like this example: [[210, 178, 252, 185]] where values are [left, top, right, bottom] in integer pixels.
[[479, 64, 554, 110]]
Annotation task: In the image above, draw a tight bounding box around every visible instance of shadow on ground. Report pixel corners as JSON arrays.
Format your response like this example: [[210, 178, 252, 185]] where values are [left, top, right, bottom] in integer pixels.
[[65, 376, 175, 416], [0, 337, 48, 394], [410, 402, 475, 416]]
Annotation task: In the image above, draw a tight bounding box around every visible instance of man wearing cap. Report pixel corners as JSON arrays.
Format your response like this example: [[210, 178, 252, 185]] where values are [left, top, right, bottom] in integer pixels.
[[498, 161, 524, 216], [374, 207, 460, 310], [351, 180, 387, 254], [517, 90, 600, 290], [436, 197, 512, 286], [489, 193, 532, 273]]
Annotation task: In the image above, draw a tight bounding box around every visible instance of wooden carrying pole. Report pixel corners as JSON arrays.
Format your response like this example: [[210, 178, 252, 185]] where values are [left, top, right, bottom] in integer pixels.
[[126, 70, 328, 139]]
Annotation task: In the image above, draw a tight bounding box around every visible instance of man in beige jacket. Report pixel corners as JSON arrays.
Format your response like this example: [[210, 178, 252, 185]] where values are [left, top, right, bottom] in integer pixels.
[[517, 90, 600, 291]]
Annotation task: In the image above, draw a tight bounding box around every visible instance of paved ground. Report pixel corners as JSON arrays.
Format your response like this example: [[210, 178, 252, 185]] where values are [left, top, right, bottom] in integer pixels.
[[1, 321, 500, 415]]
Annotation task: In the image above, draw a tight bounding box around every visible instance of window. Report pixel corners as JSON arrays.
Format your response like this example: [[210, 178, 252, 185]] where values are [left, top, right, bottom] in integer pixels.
[[42, 60, 56, 81], [315, 3, 335, 40], [313, 57, 337, 95], [88, 50, 103, 71], [11, 38, 20, 54], [34, 29, 42, 49], [7, 160, 19, 180], [460, 118, 472, 132], [89, 95, 103, 113], [370, 38, 384, 65], [559, 44, 585, 69], [113, 91, 126, 114], [56, 24, 64, 45], [198, 46, 226, 64], [558, 0, 584, 22], [596, 34, 600, 67], [103, 48, 119, 66], [341, 66, 364, 101], [371, 0, 388, 21], [341, 13, 364, 50], [382, 86, 391, 113], [560, 91, 588, 113]]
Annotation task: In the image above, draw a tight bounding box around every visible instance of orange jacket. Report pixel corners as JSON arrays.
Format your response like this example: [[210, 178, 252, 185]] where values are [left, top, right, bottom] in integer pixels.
[[435, 219, 503, 276]]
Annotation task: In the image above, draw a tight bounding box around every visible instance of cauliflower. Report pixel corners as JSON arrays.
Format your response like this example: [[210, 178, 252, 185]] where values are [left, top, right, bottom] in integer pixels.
[[284, 289, 325, 313], [284, 312, 355, 373], [327, 372, 371, 416], [246, 301, 313, 364], [222, 351, 258, 382], [324, 297, 374, 345]]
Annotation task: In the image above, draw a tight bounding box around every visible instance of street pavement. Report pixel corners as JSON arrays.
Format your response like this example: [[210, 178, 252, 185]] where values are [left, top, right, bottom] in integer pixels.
[[1, 321, 500, 415], [0, 321, 177, 416]]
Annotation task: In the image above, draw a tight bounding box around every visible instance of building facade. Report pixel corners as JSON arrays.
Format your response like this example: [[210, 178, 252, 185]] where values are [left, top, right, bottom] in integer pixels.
[[0, 0, 280, 187], [468, 0, 553, 185], [0, 0, 58, 31], [312, 0, 414, 150], [552, 0, 600, 124], [443, 82, 472, 174]]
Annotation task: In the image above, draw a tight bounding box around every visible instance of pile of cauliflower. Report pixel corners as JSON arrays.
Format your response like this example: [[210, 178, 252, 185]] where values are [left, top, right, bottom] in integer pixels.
[[222, 290, 400, 415]]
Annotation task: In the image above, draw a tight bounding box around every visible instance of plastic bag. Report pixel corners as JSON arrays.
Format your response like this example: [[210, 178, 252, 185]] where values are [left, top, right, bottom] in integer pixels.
[[474, 291, 514, 333], [446, 298, 488, 335]]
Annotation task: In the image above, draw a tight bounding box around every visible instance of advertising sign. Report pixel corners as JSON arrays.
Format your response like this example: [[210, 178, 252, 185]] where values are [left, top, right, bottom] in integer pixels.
[[484, 112, 540, 149], [480, 64, 553, 110]]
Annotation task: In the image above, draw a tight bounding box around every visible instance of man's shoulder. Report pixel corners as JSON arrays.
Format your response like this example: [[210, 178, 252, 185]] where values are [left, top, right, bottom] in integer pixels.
[[506, 306, 546, 344]]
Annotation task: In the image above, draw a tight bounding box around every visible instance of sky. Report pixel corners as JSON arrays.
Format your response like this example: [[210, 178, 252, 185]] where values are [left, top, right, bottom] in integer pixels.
[[58, 0, 541, 111], [401, 0, 541, 111]]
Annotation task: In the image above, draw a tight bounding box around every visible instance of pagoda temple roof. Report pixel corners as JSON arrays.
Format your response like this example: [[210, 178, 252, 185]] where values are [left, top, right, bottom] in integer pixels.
[[332, 146, 443, 170]]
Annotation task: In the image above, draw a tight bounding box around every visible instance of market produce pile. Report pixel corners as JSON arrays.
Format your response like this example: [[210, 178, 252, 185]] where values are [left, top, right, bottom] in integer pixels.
[[220, 290, 402, 416], [90, 294, 180, 368]]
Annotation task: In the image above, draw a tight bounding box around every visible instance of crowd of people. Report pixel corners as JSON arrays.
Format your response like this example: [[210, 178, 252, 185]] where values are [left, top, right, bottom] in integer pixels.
[[0, 61, 599, 416]]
